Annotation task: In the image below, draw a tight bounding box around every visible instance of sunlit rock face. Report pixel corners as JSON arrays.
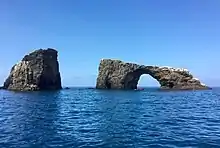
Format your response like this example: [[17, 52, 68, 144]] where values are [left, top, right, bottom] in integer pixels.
[[3, 48, 62, 91], [96, 59, 209, 90]]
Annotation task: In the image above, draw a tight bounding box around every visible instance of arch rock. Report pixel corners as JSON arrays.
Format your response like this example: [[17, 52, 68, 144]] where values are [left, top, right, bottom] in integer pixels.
[[96, 59, 209, 90]]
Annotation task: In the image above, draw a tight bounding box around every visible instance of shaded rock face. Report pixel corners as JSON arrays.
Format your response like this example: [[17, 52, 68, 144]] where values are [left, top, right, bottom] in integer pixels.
[[3, 48, 62, 91], [96, 59, 208, 90]]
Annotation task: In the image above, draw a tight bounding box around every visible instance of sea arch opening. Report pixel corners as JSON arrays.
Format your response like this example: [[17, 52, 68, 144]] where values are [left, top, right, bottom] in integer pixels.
[[137, 74, 160, 88], [123, 68, 161, 89]]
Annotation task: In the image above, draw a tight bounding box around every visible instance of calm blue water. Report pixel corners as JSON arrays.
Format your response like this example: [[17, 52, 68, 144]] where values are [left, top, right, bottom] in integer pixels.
[[0, 88, 220, 148]]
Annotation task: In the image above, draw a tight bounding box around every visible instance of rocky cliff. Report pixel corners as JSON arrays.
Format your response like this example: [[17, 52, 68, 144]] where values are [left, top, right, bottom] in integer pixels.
[[3, 48, 62, 91], [96, 59, 209, 90]]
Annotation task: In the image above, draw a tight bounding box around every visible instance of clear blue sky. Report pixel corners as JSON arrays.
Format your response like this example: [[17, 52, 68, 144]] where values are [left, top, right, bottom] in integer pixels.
[[0, 0, 219, 87]]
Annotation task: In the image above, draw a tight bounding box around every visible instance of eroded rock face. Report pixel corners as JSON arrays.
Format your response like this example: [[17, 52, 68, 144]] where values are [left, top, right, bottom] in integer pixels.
[[3, 48, 62, 91], [96, 59, 209, 90]]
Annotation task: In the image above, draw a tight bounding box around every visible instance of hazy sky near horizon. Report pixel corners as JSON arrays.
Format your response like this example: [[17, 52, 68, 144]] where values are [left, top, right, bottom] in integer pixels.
[[0, 0, 219, 87]]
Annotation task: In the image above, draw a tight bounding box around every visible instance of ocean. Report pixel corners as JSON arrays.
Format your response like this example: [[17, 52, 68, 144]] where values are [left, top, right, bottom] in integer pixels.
[[0, 88, 220, 148]]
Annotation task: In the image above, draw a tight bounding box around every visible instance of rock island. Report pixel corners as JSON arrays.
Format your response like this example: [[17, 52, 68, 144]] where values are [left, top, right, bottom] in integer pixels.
[[3, 48, 62, 91], [96, 59, 208, 90]]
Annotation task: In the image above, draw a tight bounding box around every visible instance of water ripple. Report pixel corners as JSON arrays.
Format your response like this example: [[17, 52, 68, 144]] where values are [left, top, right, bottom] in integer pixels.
[[0, 88, 220, 147]]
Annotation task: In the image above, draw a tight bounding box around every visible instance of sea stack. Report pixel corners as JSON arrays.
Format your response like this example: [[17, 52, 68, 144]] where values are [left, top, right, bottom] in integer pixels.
[[96, 59, 209, 90], [3, 48, 62, 91]]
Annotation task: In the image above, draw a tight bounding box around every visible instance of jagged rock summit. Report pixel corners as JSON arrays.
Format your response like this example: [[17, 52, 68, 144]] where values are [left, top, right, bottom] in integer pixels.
[[96, 59, 209, 90], [3, 48, 62, 91]]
